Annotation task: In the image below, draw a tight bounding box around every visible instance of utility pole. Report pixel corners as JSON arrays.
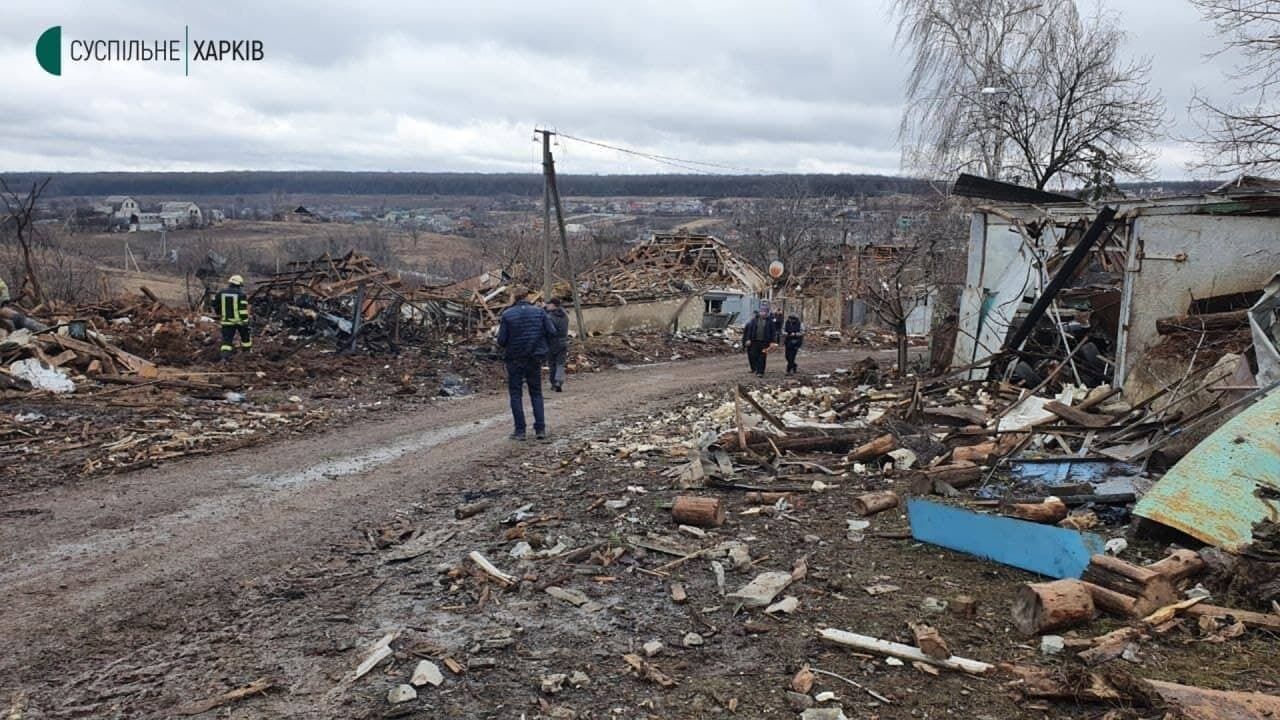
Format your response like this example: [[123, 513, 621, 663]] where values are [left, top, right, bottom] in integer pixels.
[[534, 128, 588, 343], [539, 131, 553, 302]]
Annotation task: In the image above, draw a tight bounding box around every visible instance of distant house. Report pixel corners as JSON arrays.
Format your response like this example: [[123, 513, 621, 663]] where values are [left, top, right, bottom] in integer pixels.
[[159, 201, 203, 228], [136, 212, 164, 231], [95, 195, 140, 222]]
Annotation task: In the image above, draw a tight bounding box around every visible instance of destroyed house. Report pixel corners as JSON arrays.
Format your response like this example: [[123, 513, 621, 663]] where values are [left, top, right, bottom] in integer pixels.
[[573, 233, 769, 334], [951, 178, 1280, 399]]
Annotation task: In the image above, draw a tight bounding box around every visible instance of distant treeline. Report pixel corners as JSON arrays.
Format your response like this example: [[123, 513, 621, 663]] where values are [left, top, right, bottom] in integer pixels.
[[3, 171, 938, 199]]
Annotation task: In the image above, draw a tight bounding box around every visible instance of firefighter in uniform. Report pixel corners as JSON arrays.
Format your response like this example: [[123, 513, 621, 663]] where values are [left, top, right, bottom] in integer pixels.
[[216, 275, 252, 360]]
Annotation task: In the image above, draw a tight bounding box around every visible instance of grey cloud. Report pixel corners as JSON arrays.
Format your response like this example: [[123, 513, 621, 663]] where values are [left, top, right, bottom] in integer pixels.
[[0, 0, 1258, 178]]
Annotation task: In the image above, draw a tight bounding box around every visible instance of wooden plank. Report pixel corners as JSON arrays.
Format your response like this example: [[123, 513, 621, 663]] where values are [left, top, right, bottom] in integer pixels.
[[907, 498, 1106, 579]]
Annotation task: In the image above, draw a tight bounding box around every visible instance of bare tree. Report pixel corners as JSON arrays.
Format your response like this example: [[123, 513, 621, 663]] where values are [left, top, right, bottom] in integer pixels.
[[1189, 0, 1280, 174], [892, 0, 1164, 189], [0, 177, 52, 306], [861, 203, 968, 372], [732, 179, 829, 282]]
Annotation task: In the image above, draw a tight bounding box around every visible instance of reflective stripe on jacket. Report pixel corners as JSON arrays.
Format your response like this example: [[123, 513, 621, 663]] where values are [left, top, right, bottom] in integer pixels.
[[217, 287, 249, 326]]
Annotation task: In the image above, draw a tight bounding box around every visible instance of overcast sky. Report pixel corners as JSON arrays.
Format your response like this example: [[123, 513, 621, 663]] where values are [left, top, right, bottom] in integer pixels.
[[0, 1, 1244, 181]]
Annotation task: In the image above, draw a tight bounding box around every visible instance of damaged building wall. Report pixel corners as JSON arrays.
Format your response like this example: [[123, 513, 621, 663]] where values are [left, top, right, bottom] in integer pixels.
[[577, 296, 704, 336], [952, 211, 1039, 373], [1119, 213, 1280, 392]]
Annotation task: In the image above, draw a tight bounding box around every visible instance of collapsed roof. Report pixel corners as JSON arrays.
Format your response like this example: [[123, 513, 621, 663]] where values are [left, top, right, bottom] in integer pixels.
[[577, 232, 769, 306]]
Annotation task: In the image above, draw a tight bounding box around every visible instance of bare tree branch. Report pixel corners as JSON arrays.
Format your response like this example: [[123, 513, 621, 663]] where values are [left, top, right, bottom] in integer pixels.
[[891, 0, 1163, 189]]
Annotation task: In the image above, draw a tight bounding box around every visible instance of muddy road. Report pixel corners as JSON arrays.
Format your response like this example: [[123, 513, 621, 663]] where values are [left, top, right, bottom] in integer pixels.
[[1, 349, 882, 718]]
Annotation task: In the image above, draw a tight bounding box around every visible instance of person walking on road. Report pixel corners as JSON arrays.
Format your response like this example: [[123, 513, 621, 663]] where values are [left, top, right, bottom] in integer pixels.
[[783, 314, 804, 374], [497, 287, 557, 440], [545, 297, 570, 392], [742, 308, 777, 377]]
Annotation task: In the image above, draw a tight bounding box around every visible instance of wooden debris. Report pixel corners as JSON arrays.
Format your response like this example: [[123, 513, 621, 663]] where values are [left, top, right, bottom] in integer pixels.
[[1146, 549, 1206, 584], [174, 677, 274, 716], [1082, 554, 1177, 617], [851, 491, 899, 517], [908, 622, 950, 661], [1043, 400, 1113, 428], [454, 500, 492, 520], [1012, 579, 1096, 636], [791, 665, 816, 694], [1076, 627, 1145, 666], [906, 463, 982, 495], [818, 628, 993, 675], [1005, 497, 1068, 524], [354, 631, 398, 680], [670, 582, 688, 604], [848, 433, 897, 461], [468, 551, 517, 588], [671, 495, 725, 528], [622, 654, 678, 688]]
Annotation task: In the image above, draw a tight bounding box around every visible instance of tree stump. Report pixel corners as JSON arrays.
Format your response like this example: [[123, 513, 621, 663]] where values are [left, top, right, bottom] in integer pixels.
[[1012, 579, 1096, 636], [671, 496, 725, 528]]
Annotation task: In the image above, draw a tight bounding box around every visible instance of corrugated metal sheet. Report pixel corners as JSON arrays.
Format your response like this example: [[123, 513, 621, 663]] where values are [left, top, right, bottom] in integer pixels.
[[1134, 387, 1280, 551]]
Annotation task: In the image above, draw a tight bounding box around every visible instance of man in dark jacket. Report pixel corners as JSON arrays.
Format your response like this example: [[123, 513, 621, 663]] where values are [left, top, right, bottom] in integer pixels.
[[497, 288, 557, 440], [545, 297, 570, 392], [771, 309, 785, 338], [742, 308, 777, 377], [783, 314, 804, 374]]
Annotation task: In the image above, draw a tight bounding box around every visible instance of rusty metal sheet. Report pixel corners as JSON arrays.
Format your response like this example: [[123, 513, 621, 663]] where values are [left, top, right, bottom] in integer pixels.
[[1134, 387, 1280, 551]]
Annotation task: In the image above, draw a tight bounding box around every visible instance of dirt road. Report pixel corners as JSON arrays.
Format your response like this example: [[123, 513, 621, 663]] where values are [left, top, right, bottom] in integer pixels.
[[1, 348, 880, 718]]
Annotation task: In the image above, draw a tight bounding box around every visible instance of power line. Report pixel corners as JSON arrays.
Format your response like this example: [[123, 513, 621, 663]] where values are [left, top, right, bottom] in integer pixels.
[[554, 131, 770, 174]]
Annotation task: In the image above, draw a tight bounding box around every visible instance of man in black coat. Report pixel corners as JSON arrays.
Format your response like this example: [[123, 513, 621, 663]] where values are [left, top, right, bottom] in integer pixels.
[[497, 287, 557, 440], [742, 308, 777, 377], [545, 297, 570, 392], [783, 314, 804, 374]]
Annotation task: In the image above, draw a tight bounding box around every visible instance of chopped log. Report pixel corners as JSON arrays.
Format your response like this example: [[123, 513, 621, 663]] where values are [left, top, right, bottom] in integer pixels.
[[1043, 400, 1114, 428], [1083, 581, 1140, 618], [1012, 579, 1096, 636], [848, 433, 897, 461], [622, 654, 678, 688], [454, 500, 492, 520], [952, 441, 997, 464], [1082, 555, 1177, 616], [1184, 603, 1280, 632], [671, 496, 725, 528], [818, 628, 993, 675], [1155, 309, 1249, 335], [1145, 549, 1206, 584], [1004, 497, 1068, 524], [1147, 679, 1280, 717], [907, 462, 982, 495], [908, 622, 951, 661], [851, 491, 899, 517]]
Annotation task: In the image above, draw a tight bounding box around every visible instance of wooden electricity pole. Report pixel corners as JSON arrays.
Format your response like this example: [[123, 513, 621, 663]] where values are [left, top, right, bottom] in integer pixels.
[[534, 128, 588, 343], [539, 131, 553, 302]]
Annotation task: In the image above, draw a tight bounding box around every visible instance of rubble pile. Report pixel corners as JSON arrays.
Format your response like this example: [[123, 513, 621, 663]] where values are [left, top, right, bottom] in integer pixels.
[[576, 233, 770, 306]]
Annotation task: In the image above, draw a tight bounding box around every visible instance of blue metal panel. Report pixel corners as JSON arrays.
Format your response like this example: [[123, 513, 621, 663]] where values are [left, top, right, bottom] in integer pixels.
[[907, 498, 1108, 579], [1134, 387, 1280, 551]]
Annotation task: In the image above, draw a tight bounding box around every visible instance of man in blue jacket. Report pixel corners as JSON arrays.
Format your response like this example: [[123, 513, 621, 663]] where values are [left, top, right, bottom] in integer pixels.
[[497, 287, 557, 440]]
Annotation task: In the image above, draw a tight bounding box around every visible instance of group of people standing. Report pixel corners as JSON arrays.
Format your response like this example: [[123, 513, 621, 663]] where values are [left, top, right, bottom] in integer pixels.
[[742, 307, 805, 377], [497, 291, 808, 441]]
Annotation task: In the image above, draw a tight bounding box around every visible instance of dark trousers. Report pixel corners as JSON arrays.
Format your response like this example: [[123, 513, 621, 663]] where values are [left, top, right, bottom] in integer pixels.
[[549, 347, 567, 388], [505, 356, 545, 434], [220, 324, 251, 356], [785, 343, 800, 373], [746, 342, 767, 376]]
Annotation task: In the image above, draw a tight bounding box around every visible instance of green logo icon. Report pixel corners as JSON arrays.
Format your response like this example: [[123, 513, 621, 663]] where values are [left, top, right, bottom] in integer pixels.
[[36, 25, 61, 76]]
